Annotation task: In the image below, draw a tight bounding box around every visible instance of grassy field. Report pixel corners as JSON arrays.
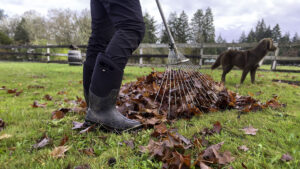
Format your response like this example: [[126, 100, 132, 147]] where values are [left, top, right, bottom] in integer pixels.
[[0, 62, 300, 169]]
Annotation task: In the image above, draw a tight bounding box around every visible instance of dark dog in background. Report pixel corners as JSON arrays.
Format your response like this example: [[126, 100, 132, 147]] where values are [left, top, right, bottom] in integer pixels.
[[211, 38, 277, 84]]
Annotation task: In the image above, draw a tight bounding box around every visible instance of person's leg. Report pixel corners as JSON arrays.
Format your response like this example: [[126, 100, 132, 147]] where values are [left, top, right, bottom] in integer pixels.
[[83, 0, 115, 105], [85, 0, 145, 131], [90, 0, 145, 96]]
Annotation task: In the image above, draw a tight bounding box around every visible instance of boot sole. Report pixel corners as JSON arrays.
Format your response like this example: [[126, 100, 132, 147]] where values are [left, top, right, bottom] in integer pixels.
[[84, 120, 143, 134]]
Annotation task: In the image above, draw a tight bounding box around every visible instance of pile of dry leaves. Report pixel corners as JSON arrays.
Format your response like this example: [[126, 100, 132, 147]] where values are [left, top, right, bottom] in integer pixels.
[[117, 70, 285, 127]]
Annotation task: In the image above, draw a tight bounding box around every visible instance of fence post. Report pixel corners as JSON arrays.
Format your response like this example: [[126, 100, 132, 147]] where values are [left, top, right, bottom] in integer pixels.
[[271, 43, 279, 71], [139, 48, 143, 66], [199, 47, 203, 67], [46, 47, 50, 63]]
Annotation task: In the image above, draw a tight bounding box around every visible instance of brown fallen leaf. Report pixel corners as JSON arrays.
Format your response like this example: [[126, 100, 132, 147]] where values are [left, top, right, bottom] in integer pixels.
[[79, 148, 95, 156], [31, 101, 47, 108], [240, 126, 258, 135], [199, 162, 212, 169], [27, 85, 45, 89], [44, 94, 53, 101], [72, 121, 84, 130], [33, 134, 52, 149], [281, 153, 293, 162], [238, 145, 249, 152], [15, 90, 23, 96], [57, 91, 67, 95], [212, 121, 222, 134], [108, 157, 116, 167], [202, 142, 224, 162], [123, 140, 135, 149], [51, 110, 65, 120], [7, 89, 17, 94], [74, 164, 91, 169], [79, 125, 96, 134], [151, 123, 168, 137], [59, 135, 69, 146], [242, 162, 248, 169], [50, 146, 70, 158], [0, 133, 12, 140], [0, 118, 5, 131]]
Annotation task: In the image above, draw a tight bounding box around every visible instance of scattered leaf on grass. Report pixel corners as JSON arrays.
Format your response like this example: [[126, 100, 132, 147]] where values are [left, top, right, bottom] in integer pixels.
[[242, 162, 248, 169], [0, 118, 5, 131], [108, 157, 116, 167], [44, 94, 53, 101], [238, 145, 249, 152], [57, 91, 67, 95], [79, 148, 95, 156], [59, 135, 69, 146], [165, 151, 191, 169], [212, 121, 222, 134], [33, 134, 51, 149], [7, 89, 17, 94], [79, 125, 96, 134], [50, 146, 70, 158], [123, 140, 135, 149], [281, 153, 293, 162], [15, 90, 23, 96], [72, 121, 84, 130], [0, 134, 12, 140], [28, 85, 45, 89], [74, 164, 91, 169], [51, 110, 65, 120], [31, 101, 47, 108], [240, 126, 258, 135]]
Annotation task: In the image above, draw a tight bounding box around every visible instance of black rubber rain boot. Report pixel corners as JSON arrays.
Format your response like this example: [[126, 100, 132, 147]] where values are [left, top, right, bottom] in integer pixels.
[[84, 55, 141, 132], [83, 57, 96, 107]]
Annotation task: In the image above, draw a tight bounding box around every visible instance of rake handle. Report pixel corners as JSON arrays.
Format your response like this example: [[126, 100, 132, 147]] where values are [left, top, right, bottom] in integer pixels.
[[155, 0, 177, 51]]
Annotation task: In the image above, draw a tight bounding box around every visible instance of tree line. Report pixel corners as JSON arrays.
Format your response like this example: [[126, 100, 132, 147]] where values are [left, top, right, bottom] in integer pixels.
[[0, 8, 299, 46]]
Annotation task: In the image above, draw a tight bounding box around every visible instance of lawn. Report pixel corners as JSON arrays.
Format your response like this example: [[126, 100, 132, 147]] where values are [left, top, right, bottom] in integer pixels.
[[0, 62, 300, 169]]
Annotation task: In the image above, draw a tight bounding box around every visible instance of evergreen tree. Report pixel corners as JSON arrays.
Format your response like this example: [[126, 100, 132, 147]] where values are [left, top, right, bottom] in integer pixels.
[[0, 31, 12, 44], [14, 18, 30, 44], [0, 9, 5, 20], [202, 7, 215, 43], [247, 29, 256, 42], [255, 19, 267, 41], [265, 26, 273, 38], [239, 31, 247, 43], [216, 34, 226, 43], [191, 9, 204, 43], [272, 24, 281, 42], [280, 32, 290, 43], [160, 12, 177, 43], [142, 13, 158, 43], [176, 11, 191, 43], [292, 33, 300, 43]]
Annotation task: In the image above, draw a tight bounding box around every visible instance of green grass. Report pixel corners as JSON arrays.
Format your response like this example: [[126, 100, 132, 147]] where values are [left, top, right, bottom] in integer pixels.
[[0, 62, 300, 169]]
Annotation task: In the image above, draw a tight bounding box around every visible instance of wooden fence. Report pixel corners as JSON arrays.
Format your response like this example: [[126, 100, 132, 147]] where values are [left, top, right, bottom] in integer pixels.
[[0, 43, 300, 70]]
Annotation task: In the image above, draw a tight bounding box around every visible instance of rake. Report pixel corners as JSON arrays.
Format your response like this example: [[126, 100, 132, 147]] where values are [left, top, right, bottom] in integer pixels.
[[154, 0, 220, 119]]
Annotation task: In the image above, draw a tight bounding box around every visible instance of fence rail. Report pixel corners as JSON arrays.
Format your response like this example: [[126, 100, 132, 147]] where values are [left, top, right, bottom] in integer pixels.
[[1, 43, 300, 70]]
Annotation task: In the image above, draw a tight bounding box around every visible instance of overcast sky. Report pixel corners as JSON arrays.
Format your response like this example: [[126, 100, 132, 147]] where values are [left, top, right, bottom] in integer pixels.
[[1, 0, 299, 42]]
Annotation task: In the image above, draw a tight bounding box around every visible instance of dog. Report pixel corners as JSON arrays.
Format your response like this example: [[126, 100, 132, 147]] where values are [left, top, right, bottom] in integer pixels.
[[211, 38, 277, 84]]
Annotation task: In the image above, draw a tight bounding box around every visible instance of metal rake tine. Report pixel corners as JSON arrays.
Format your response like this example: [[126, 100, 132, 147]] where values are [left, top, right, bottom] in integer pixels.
[[168, 68, 172, 118], [175, 67, 191, 107], [158, 67, 170, 114], [180, 65, 212, 104], [182, 64, 217, 103], [188, 64, 219, 102], [173, 67, 187, 109], [154, 68, 168, 102], [177, 67, 201, 107]]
